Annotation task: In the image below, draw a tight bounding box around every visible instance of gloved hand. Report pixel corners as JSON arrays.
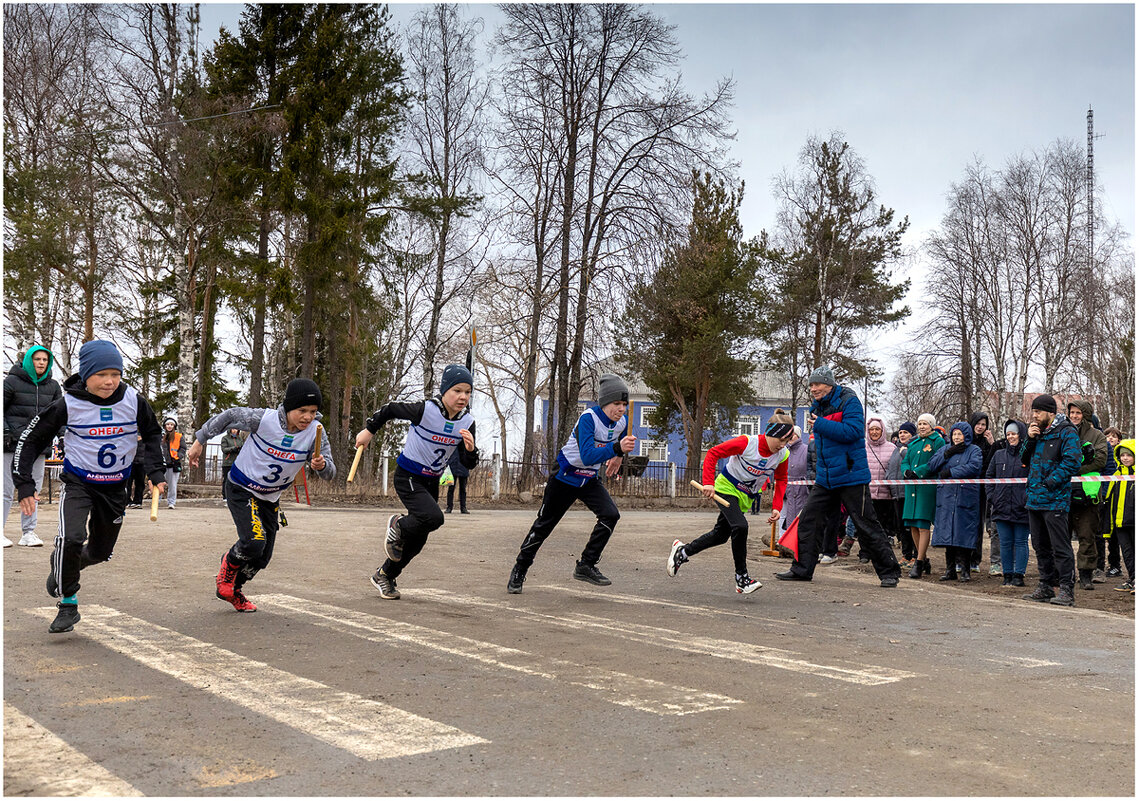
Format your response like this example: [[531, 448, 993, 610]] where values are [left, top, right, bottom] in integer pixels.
[[939, 467, 953, 479], [1081, 442, 1095, 464], [945, 443, 967, 457], [903, 469, 919, 479]]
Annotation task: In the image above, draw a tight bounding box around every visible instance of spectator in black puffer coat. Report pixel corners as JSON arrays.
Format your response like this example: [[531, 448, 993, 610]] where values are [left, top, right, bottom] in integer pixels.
[[986, 419, 1031, 587], [3, 347, 62, 547]]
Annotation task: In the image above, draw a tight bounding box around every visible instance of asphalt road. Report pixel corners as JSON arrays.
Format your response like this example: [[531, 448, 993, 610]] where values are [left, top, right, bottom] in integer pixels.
[[4, 500, 1134, 796]]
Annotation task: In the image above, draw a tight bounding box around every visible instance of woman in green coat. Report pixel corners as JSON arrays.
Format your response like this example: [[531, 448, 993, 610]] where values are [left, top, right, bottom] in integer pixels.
[[901, 413, 945, 579]]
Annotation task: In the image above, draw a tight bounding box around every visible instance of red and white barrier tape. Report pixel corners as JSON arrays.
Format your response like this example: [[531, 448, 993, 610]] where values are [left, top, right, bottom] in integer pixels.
[[786, 475, 1135, 486]]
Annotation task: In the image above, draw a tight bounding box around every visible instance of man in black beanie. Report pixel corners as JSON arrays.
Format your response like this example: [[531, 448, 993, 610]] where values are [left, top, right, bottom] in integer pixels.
[[1020, 393, 1082, 606]]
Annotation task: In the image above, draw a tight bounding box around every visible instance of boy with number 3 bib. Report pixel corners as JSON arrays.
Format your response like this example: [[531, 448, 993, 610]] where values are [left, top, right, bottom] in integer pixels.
[[13, 340, 167, 634], [187, 379, 336, 612]]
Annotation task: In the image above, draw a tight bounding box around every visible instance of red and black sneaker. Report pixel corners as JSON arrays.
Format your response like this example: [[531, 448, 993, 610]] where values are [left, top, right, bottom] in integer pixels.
[[229, 587, 257, 612], [216, 553, 239, 602]]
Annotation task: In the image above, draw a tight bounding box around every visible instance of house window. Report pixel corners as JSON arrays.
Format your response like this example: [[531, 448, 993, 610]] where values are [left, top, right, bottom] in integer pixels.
[[639, 404, 656, 429], [639, 439, 668, 462], [736, 415, 759, 437]]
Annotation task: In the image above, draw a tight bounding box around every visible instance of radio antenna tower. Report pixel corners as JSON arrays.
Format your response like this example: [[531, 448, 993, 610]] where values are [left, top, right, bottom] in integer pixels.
[[1086, 106, 1104, 270]]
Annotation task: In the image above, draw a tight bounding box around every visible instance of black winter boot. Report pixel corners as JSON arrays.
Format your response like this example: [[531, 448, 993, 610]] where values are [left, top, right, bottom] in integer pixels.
[[1011, 573, 1026, 587], [959, 559, 972, 582], [939, 549, 958, 581], [908, 559, 923, 579], [1078, 569, 1094, 590]]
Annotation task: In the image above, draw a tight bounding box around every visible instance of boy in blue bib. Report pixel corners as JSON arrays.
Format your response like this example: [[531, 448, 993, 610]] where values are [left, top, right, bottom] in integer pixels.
[[355, 365, 480, 599], [14, 340, 167, 634], [507, 374, 637, 594]]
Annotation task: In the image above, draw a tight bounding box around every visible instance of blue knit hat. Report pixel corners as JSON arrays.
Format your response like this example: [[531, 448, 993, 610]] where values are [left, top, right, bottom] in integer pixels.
[[899, 421, 917, 436], [439, 364, 473, 396], [78, 340, 124, 382]]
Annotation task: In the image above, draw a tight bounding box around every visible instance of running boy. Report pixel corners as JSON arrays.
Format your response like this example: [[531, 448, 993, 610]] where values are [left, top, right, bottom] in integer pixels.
[[1106, 439, 1135, 594], [668, 409, 794, 593], [187, 378, 335, 612], [507, 374, 636, 594], [13, 340, 167, 634], [355, 364, 479, 600]]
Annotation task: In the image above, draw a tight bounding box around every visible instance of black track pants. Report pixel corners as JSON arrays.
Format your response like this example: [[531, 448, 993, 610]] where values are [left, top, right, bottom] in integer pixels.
[[684, 492, 750, 575], [51, 478, 128, 598], [225, 478, 280, 588], [383, 467, 444, 580], [515, 477, 619, 570], [788, 483, 900, 580]]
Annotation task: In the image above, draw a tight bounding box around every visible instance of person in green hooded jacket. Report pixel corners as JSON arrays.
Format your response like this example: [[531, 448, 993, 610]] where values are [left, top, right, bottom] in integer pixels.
[[900, 413, 945, 579], [3, 347, 63, 547]]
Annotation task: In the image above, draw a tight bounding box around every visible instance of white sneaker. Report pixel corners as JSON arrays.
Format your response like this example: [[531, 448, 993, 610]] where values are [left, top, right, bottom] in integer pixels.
[[18, 532, 44, 547], [2, 535, 12, 548], [666, 539, 687, 577], [819, 554, 838, 565]]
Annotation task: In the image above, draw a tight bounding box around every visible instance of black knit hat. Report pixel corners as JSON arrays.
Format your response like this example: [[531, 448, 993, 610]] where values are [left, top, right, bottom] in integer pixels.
[[439, 364, 474, 396], [283, 378, 322, 412], [899, 421, 917, 436], [1030, 394, 1057, 414]]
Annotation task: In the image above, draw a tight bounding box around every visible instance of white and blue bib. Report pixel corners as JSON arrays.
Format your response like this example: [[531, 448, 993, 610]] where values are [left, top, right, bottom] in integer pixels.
[[397, 402, 473, 477], [229, 409, 319, 500], [557, 408, 626, 483], [62, 387, 140, 484], [719, 437, 789, 497]]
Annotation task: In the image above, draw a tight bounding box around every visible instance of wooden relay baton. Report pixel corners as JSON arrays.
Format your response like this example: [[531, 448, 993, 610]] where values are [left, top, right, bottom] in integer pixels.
[[347, 445, 365, 483], [149, 481, 159, 522], [689, 479, 730, 507]]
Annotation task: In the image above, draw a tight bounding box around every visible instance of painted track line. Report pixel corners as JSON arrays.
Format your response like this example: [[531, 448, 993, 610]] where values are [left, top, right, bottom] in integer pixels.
[[26, 605, 486, 760], [260, 593, 740, 715], [4, 702, 143, 796], [414, 589, 920, 686]]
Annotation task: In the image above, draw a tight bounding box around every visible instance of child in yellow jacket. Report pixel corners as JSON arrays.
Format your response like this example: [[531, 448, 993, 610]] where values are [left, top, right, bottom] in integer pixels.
[[1105, 439, 1135, 594]]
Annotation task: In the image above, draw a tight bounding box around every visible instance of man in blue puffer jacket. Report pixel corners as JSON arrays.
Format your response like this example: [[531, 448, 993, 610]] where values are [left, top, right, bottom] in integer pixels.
[[774, 367, 901, 587], [1019, 393, 1082, 607]]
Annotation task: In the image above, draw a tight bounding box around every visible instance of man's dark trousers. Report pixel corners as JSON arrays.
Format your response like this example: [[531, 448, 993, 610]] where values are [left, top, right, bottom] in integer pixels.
[[1028, 508, 1075, 590], [787, 483, 900, 580]]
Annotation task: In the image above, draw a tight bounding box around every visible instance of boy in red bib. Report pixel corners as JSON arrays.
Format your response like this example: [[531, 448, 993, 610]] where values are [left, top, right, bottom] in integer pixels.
[[668, 409, 794, 593]]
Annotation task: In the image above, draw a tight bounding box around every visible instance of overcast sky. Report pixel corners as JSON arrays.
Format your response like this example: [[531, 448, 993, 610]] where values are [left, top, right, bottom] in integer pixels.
[[196, 2, 1135, 442]]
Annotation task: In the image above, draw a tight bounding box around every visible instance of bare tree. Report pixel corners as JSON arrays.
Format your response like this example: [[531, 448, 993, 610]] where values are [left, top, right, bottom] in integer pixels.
[[404, 4, 491, 396], [495, 3, 735, 450]]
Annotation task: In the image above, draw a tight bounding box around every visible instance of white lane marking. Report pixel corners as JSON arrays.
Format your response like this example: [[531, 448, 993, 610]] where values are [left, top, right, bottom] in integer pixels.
[[26, 605, 487, 760], [533, 584, 762, 621], [415, 589, 920, 686], [4, 702, 143, 797], [984, 656, 1061, 668], [260, 594, 740, 716]]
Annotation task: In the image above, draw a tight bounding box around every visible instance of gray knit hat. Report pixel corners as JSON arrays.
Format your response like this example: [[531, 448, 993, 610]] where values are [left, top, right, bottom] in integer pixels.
[[808, 366, 836, 386], [598, 373, 629, 407]]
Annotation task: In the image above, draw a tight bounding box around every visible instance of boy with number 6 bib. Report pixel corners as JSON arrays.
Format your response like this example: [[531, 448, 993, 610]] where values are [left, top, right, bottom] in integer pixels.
[[13, 340, 167, 634], [187, 379, 336, 612], [355, 365, 479, 599]]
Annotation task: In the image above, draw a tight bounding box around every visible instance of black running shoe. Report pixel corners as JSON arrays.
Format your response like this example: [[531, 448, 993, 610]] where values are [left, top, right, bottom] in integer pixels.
[[735, 573, 761, 594], [384, 514, 404, 562], [370, 569, 400, 599], [49, 602, 80, 634], [573, 561, 611, 586], [507, 564, 527, 594]]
